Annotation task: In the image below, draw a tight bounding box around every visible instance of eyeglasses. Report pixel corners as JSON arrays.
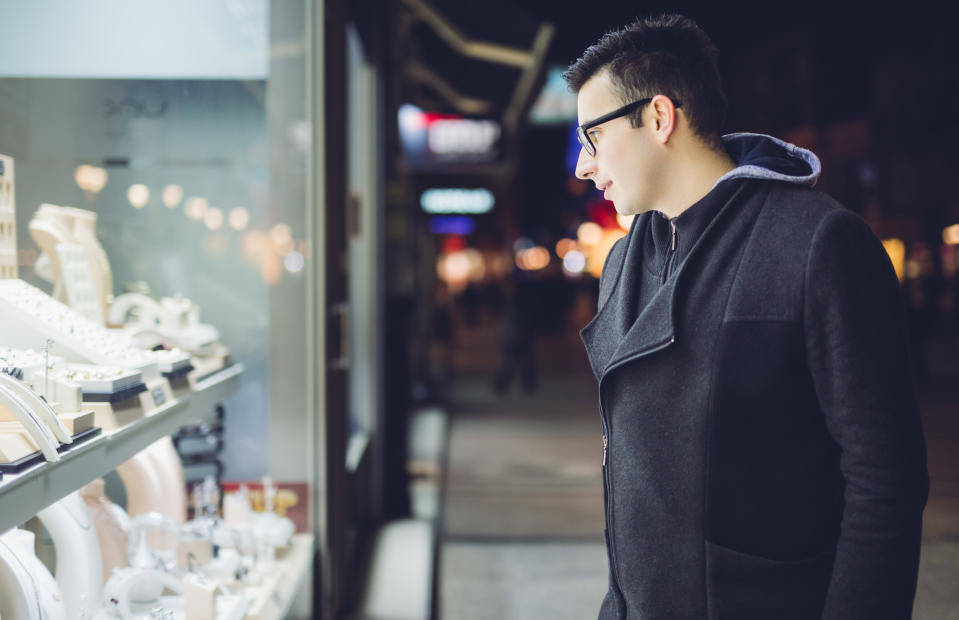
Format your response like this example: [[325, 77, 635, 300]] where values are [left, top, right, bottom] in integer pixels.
[[576, 96, 682, 157]]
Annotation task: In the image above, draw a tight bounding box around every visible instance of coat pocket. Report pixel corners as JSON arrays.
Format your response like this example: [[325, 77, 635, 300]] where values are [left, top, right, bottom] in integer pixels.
[[705, 540, 834, 620]]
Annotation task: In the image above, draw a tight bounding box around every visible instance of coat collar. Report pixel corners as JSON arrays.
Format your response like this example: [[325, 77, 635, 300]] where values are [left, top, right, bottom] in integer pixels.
[[580, 179, 758, 380]]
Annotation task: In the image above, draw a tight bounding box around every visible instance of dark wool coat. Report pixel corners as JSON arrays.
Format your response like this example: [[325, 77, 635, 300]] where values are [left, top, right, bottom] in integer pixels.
[[581, 134, 929, 620]]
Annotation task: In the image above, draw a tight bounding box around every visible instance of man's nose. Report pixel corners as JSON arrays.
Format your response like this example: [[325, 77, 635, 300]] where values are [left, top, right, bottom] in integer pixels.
[[574, 148, 595, 180]]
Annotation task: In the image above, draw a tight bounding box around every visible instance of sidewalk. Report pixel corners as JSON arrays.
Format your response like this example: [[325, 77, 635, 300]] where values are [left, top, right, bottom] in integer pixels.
[[438, 304, 608, 620]]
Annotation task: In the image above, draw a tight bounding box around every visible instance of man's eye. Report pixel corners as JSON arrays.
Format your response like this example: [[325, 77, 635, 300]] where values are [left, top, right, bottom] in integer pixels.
[[589, 130, 600, 141]]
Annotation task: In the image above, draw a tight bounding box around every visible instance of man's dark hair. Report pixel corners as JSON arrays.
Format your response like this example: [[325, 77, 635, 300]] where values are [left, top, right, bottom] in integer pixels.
[[563, 14, 727, 149]]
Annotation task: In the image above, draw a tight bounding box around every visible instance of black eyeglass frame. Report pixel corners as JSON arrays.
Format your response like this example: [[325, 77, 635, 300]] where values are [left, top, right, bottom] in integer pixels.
[[576, 96, 683, 157]]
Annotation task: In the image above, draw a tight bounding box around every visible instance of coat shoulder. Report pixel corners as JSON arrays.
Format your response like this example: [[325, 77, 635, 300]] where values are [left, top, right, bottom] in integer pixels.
[[724, 182, 857, 322], [759, 183, 847, 238]]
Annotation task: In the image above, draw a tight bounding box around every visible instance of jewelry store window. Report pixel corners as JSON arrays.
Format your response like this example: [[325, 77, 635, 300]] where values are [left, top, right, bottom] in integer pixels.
[[0, 2, 317, 618]]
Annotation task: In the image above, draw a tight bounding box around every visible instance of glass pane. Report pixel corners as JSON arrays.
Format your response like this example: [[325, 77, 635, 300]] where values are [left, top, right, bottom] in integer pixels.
[[0, 0, 312, 499]]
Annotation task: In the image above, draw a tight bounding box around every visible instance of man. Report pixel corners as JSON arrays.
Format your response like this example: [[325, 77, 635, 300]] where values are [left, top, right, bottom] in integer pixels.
[[565, 14, 929, 620]]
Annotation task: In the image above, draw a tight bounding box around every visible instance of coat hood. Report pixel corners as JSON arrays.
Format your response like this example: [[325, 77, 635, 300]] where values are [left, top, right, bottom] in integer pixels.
[[715, 132, 821, 187]]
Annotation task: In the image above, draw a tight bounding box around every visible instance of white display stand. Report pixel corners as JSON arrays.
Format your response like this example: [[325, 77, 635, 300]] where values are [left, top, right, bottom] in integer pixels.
[[36, 490, 103, 617], [0, 528, 68, 620]]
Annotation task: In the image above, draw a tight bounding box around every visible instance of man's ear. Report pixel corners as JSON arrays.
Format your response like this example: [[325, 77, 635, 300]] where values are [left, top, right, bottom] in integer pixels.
[[649, 95, 678, 144]]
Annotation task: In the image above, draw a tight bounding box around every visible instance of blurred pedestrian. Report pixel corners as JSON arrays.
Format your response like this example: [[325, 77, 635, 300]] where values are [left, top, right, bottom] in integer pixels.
[[492, 269, 538, 394]]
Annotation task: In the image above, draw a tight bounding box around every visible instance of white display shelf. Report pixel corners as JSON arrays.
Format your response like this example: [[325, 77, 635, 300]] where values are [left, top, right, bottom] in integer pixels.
[[186, 363, 244, 422], [239, 533, 314, 620], [0, 364, 244, 533]]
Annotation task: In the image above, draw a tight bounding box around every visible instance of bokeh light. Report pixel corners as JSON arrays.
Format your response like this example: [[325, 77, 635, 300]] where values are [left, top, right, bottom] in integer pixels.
[[74, 165, 108, 193], [162, 184, 183, 208], [229, 207, 250, 231], [271, 223, 293, 246], [563, 249, 586, 273], [512, 237, 534, 253], [184, 197, 209, 221], [516, 246, 550, 271], [436, 248, 484, 292], [555, 238, 577, 259], [204, 207, 224, 230], [587, 229, 628, 278], [127, 184, 150, 209], [284, 251, 305, 273], [942, 225, 959, 246], [882, 238, 906, 282], [577, 222, 602, 247]]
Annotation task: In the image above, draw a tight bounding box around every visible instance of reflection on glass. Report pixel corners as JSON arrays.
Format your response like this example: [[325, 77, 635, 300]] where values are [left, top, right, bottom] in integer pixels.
[[270, 222, 292, 247], [283, 251, 304, 274], [162, 184, 183, 209], [127, 184, 150, 209], [229, 207, 250, 231], [184, 197, 209, 221], [204, 207, 224, 231], [74, 165, 108, 194]]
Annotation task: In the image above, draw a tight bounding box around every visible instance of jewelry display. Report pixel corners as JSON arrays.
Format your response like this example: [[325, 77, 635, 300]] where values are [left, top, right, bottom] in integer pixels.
[[0, 163, 265, 619], [80, 479, 132, 585], [101, 566, 184, 619], [36, 490, 103, 619], [0, 355, 103, 470], [135, 440, 187, 526], [0, 376, 63, 464], [0, 279, 192, 379], [116, 453, 174, 528], [0, 528, 68, 620], [93, 565, 249, 620], [0, 372, 73, 444], [182, 573, 217, 620], [28, 203, 76, 304], [43, 205, 113, 321], [29, 203, 224, 383], [110, 294, 221, 358]]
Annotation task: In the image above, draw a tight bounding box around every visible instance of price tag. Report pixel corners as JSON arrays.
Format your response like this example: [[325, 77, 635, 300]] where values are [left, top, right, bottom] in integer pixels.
[[152, 385, 167, 406]]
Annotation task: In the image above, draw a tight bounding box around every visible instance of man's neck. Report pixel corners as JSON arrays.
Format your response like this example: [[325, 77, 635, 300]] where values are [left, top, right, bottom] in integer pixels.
[[658, 144, 736, 219]]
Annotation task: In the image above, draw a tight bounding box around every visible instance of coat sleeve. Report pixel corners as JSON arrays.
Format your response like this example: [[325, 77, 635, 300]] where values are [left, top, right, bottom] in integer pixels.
[[803, 208, 929, 619]]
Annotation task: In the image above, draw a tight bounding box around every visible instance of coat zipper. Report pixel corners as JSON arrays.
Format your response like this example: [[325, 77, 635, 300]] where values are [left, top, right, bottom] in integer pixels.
[[599, 335, 676, 604], [661, 219, 678, 283]]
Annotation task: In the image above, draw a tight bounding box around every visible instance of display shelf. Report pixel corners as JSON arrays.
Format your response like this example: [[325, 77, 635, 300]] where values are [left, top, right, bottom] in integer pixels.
[[239, 533, 314, 620], [186, 363, 244, 421], [0, 364, 244, 533]]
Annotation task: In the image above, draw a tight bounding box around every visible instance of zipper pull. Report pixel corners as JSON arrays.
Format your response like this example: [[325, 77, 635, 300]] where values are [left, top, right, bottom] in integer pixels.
[[603, 434, 608, 467], [670, 220, 677, 252]]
